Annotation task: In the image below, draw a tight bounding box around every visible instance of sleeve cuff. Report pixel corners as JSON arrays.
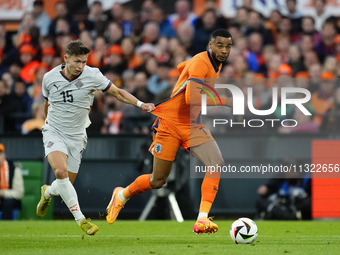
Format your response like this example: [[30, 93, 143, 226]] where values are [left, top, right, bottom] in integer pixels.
[[102, 81, 112, 92]]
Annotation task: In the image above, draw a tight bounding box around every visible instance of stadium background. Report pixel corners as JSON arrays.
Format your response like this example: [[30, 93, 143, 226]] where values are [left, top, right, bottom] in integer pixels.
[[1, 0, 340, 220]]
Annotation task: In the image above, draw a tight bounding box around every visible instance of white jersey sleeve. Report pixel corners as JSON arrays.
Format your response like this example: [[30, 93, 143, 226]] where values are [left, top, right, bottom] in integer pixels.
[[92, 68, 112, 92]]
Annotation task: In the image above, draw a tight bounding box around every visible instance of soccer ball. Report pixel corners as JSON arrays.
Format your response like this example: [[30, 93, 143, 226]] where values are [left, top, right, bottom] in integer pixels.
[[230, 217, 258, 244]]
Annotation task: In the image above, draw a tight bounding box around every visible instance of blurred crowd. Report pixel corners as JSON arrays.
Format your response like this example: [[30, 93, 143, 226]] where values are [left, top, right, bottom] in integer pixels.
[[0, 0, 340, 135]]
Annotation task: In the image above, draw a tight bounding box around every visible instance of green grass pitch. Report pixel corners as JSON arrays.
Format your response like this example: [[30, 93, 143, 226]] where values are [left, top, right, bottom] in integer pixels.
[[1, 220, 340, 255]]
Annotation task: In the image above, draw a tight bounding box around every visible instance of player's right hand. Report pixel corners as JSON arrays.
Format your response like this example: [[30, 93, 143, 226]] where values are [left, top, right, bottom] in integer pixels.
[[141, 103, 155, 112]]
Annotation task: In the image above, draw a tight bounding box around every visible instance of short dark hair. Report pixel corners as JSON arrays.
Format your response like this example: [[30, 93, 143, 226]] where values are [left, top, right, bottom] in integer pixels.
[[210, 29, 232, 41], [65, 40, 91, 56]]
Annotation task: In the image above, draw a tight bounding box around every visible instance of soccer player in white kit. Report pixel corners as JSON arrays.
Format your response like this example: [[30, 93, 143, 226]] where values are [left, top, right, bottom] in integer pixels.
[[36, 40, 155, 235]]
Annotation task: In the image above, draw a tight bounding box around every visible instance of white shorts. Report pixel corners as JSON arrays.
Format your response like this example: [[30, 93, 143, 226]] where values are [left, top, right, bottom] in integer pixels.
[[42, 124, 87, 173]]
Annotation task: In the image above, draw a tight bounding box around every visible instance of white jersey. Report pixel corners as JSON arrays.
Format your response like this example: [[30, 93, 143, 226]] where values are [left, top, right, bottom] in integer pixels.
[[42, 64, 112, 136]]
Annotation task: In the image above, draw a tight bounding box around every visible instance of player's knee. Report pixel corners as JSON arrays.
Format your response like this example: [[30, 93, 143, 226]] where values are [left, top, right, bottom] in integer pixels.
[[150, 178, 166, 189], [212, 157, 224, 167], [217, 157, 225, 167], [54, 167, 68, 179]]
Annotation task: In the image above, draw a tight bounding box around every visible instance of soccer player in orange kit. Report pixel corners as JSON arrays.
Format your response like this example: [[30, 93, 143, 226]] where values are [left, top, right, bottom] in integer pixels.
[[107, 29, 233, 234]]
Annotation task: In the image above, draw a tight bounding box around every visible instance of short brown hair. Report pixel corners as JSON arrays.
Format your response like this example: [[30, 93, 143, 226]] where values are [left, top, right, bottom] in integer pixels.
[[65, 40, 91, 57]]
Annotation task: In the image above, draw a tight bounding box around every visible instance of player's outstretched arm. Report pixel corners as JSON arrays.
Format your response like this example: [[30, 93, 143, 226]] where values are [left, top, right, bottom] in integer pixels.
[[106, 83, 155, 112]]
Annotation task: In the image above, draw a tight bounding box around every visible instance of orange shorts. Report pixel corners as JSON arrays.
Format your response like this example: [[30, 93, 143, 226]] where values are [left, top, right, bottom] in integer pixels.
[[149, 118, 215, 161]]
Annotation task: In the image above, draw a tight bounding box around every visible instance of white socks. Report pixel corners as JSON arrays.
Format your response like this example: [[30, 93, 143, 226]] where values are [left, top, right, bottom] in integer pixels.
[[56, 178, 85, 225], [45, 180, 60, 199], [117, 189, 129, 202], [197, 212, 208, 220]]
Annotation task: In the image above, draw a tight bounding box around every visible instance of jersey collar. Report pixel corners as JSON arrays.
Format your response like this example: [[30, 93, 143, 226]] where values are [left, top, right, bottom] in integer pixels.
[[206, 51, 219, 73], [60, 64, 83, 82]]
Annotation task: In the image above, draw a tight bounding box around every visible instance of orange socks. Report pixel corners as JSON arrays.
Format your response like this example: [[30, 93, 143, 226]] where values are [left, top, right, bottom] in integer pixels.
[[199, 201, 212, 215], [201, 177, 220, 204], [123, 174, 152, 199], [198, 177, 220, 218]]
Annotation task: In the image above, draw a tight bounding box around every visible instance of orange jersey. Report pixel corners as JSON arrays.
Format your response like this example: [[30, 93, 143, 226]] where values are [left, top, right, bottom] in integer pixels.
[[151, 51, 226, 124], [149, 51, 227, 161]]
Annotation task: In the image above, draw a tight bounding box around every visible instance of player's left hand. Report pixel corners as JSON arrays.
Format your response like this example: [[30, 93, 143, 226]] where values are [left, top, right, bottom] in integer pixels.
[[141, 103, 155, 112]]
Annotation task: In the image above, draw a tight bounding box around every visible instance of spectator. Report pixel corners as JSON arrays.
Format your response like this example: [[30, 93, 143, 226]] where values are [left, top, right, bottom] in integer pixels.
[[287, 44, 304, 75], [0, 143, 24, 220], [303, 50, 320, 70], [105, 2, 124, 24], [9, 61, 23, 83], [234, 7, 249, 34], [150, 8, 176, 38], [88, 1, 106, 23], [79, 30, 93, 48], [32, 0, 51, 37], [298, 16, 322, 46], [234, 36, 258, 72], [142, 22, 160, 45], [233, 55, 248, 78], [140, 0, 157, 24], [155, 36, 170, 63], [121, 37, 143, 70], [176, 22, 195, 54], [256, 158, 311, 220], [1, 72, 14, 93], [48, 1, 80, 37], [41, 47, 56, 70], [103, 69, 122, 88], [28, 64, 48, 100], [310, 71, 335, 125], [87, 36, 107, 68], [18, 44, 40, 84], [244, 11, 273, 45], [300, 34, 316, 57], [323, 56, 337, 74], [88, 97, 105, 134], [276, 34, 290, 63], [16, 13, 36, 47], [258, 45, 276, 77], [191, 9, 222, 55], [55, 18, 76, 39], [321, 87, 340, 132], [167, 0, 197, 31], [122, 7, 135, 37], [155, 68, 179, 103], [334, 34, 340, 63], [283, 0, 302, 32], [136, 43, 156, 66], [295, 71, 310, 89], [133, 71, 154, 103], [278, 17, 294, 41], [106, 22, 123, 45], [308, 63, 322, 94], [315, 19, 337, 61], [147, 62, 169, 95], [121, 69, 135, 93], [21, 100, 45, 135], [10, 78, 33, 131], [307, 0, 334, 31], [248, 33, 265, 69], [104, 44, 125, 74], [0, 80, 16, 132]]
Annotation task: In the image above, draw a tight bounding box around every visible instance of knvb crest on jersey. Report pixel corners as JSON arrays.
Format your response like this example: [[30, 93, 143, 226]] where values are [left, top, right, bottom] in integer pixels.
[[75, 80, 84, 89]]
